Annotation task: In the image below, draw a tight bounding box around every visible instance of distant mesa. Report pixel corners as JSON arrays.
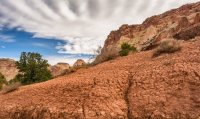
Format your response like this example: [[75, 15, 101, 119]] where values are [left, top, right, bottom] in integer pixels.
[[0, 58, 87, 80]]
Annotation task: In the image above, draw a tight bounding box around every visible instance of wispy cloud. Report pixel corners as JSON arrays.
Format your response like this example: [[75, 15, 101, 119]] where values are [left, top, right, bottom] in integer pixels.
[[32, 42, 50, 48], [0, 34, 15, 42], [0, 0, 199, 55], [0, 45, 5, 48]]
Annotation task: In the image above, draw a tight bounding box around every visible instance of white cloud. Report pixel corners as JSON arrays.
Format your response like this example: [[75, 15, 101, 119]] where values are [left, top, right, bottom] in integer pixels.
[[0, 0, 199, 55], [0, 34, 15, 42], [32, 42, 50, 48]]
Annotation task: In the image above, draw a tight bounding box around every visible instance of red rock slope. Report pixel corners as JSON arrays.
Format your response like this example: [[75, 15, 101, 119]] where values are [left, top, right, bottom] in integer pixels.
[[0, 37, 200, 118]]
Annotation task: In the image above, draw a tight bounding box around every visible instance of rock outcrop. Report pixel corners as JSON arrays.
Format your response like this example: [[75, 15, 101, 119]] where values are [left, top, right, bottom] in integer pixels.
[[73, 59, 86, 67], [0, 59, 18, 81], [95, 2, 200, 63], [0, 59, 71, 80], [49, 63, 70, 77]]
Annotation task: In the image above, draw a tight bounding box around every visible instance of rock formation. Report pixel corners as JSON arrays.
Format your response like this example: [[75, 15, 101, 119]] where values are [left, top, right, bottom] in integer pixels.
[[94, 2, 200, 63], [0, 59, 18, 81], [73, 59, 86, 67], [0, 59, 71, 80], [49, 63, 70, 77]]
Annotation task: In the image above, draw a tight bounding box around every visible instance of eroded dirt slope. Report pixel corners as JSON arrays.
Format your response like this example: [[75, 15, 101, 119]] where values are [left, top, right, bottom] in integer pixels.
[[0, 37, 200, 119]]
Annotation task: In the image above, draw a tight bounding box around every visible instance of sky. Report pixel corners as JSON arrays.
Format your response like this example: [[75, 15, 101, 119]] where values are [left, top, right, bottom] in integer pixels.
[[0, 0, 199, 65]]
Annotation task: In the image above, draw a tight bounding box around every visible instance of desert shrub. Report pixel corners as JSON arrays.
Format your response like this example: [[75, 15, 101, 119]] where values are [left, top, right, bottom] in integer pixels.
[[153, 39, 181, 57], [15, 52, 52, 85], [0, 73, 7, 90], [1, 82, 21, 94], [119, 43, 137, 56]]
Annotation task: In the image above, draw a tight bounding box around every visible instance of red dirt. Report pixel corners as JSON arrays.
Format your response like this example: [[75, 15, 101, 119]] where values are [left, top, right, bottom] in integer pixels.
[[0, 37, 200, 119]]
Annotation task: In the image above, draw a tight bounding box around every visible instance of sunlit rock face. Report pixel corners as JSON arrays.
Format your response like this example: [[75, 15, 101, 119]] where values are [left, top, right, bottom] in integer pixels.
[[0, 59, 18, 81]]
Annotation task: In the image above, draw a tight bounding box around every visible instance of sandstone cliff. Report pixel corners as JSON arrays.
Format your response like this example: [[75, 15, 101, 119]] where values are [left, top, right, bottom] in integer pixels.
[[95, 2, 200, 63], [0, 59, 18, 81]]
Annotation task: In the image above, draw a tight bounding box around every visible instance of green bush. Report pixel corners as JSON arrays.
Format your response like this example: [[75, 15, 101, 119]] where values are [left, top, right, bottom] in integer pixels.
[[119, 43, 137, 56], [15, 52, 52, 85], [0, 73, 7, 90]]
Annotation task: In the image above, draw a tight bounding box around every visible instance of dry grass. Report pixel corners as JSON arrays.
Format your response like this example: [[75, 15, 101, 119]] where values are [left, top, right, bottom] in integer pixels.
[[153, 39, 181, 57], [1, 82, 21, 94]]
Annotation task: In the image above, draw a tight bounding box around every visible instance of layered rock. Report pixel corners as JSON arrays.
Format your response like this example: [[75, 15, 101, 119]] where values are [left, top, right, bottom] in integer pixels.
[[0, 59, 18, 81], [95, 2, 200, 63], [49, 63, 70, 77]]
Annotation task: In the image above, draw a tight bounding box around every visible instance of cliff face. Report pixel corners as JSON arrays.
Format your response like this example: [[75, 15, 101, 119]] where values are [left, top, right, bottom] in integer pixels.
[[0, 59, 18, 81], [95, 2, 200, 63]]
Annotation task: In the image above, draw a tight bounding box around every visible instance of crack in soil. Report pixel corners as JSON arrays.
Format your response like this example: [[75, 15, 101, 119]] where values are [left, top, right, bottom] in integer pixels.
[[124, 72, 133, 119]]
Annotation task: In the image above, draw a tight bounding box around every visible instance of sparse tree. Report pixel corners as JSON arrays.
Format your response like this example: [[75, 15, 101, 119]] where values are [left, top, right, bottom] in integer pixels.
[[15, 52, 52, 85]]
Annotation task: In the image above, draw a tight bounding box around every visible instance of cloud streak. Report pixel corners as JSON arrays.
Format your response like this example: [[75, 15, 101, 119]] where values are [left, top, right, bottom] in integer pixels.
[[0, 34, 15, 42], [0, 0, 199, 55]]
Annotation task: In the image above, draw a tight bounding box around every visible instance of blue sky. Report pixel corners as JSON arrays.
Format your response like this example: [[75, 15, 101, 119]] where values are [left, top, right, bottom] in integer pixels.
[[0, 0, 199, 65], [0, 27, 92, 65]]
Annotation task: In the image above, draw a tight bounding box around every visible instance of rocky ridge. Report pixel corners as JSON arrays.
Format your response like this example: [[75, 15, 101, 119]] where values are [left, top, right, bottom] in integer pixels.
[[95, 2, 200, 63]]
